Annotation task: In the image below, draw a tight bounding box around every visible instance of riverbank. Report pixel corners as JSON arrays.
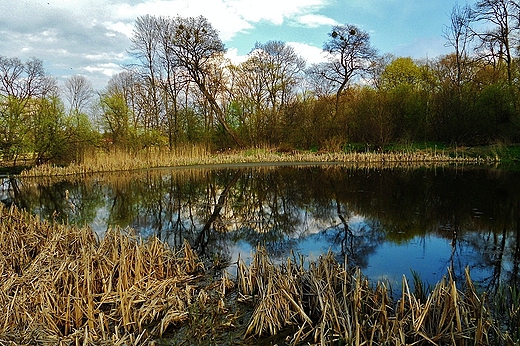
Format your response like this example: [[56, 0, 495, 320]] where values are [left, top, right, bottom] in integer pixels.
[[0, 205, 515, 345], [18, 144, 502, 177]]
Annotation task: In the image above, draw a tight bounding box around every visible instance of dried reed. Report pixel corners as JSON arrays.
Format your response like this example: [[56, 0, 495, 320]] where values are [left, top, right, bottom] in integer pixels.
[[20, 145, 497, 177], [238, 247, 504, 345], [0, 205, 231, 345]]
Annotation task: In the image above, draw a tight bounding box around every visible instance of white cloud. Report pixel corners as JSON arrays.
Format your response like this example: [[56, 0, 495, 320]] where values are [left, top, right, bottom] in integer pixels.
[[84, 63, 123, 76], [225, 47, 248, 64], [226, 0, 327, 24], [287, 42, 327, 65], [104, 22, 135, 39], [296, 14, 338, 28]]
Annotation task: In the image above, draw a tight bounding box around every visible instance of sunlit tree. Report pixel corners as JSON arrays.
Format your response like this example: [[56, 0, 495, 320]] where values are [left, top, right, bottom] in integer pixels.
[[321, 24, 377, 114]]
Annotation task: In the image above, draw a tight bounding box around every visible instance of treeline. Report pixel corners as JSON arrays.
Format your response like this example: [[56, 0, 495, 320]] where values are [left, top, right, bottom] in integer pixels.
[[1, 0, 520, 165]]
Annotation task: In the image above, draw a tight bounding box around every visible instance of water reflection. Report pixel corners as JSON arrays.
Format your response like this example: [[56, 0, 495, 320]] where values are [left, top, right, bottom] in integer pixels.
[[7, 164, 520, 292]]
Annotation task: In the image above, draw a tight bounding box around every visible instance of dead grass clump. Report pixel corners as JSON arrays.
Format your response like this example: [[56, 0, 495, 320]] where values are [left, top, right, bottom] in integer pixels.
[[0, 205, 232, 345], [238, 247, 502, 345]]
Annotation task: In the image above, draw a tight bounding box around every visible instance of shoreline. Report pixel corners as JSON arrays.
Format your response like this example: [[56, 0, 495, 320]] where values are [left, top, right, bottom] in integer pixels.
[[18, 148, 499, 177]]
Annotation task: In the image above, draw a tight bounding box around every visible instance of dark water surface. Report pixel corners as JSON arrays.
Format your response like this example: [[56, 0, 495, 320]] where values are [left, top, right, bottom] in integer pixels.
[[5, 163, 520, 291]]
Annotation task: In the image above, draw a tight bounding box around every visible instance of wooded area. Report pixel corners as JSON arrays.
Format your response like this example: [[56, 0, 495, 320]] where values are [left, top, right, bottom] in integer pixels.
[[1, 0, 520, 165]]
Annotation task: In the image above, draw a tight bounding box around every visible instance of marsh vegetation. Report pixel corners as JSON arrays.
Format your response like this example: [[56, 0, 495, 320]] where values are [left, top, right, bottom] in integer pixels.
[[0, 204, 518, 345], [3, 164, 520, 344]]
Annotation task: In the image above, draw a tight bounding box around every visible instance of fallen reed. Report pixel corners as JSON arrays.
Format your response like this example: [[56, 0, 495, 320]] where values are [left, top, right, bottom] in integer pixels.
[[20, 145, 497, 177], [1, 205, 515, 345], [0, 205, 234, 345], [238, 247, 510, 345]]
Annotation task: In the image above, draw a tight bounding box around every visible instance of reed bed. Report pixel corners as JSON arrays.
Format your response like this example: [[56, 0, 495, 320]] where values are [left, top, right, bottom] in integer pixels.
[[0, 205, 234, 345], [238, 247, 509, 345], [1, 205, 515, 345], [20, 146, 496, 177]]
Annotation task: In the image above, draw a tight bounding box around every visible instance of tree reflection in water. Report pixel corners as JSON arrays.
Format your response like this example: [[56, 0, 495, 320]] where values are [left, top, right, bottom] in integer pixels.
[[10, 164, 520, 293]]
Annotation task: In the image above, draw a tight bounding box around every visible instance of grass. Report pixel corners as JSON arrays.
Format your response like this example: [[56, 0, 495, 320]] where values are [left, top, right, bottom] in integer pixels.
[[20, 143, 499, 178], [0, 204, 516, 345]]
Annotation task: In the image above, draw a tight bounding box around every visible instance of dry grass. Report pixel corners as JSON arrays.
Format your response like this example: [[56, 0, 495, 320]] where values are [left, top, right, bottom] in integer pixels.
[[238, 247, 508, 345], [0, 205, 513, 345], [20, 145, 497, 177], [0, 205, 234, 345]]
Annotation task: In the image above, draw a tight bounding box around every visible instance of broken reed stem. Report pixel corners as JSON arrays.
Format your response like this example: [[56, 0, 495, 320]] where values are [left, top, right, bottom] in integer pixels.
[[238, 247, 505, 345], [0, 205, 215, 345]]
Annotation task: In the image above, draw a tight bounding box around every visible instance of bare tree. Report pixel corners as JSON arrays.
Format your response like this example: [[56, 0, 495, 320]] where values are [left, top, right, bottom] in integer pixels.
[[129, 15, 162, 129], [321, 24, 377, 115], [63, 75, 94, 115], [471, 0, 520, 85], [167, 15, 242, 146], [443, 4, 474, 90]]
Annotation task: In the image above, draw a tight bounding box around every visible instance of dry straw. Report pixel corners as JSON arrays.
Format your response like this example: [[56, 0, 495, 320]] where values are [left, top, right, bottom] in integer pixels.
[[20, 145, 496, 177], [0, 205, 231, 345], [0, 205, 512, 345], [238, 246, 507, 345]]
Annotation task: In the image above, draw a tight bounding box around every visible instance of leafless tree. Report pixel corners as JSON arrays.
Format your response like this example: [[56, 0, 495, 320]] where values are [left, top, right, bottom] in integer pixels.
[[320, 24, 377, 116], [63, 75, 94, 115], [443, 4, 474, 90], [471, 0, 520, 85]]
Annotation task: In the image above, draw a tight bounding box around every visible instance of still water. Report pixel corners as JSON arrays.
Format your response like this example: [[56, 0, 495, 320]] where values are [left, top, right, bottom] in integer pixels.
[[5, 163, 520, 292]]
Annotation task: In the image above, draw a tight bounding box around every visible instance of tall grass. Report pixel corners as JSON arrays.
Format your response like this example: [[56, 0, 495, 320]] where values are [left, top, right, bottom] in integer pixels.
[[238, 248, 509, 345], [0, 205, 231, 345], [21, 144, 498, 177], [0, 205, 514, 345]]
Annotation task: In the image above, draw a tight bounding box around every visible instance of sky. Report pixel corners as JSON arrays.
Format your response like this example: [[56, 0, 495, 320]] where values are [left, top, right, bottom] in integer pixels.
[[0, 0, 475, 91]]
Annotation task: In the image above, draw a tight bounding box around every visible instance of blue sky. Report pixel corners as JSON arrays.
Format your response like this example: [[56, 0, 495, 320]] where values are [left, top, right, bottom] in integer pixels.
[[0, 0, 475, 90]]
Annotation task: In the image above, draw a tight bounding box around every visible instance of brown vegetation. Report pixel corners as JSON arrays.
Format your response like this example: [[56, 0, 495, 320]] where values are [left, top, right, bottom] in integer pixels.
[[20, 146, 497, 178], [0, 205, 514, 345]]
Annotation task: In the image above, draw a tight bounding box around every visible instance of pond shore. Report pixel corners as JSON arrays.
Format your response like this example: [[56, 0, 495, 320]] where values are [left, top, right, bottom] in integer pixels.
[[19, 146, 499, 177], [0, 205, 514, 345]]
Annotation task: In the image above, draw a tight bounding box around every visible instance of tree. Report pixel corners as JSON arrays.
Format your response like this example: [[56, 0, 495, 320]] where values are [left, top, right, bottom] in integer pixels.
[[31, 96, 69, 164], [443, 4, 474, 91], [472, 0, 520, 85], [129, 15, 162, 129], [167, 15, 242, 146], [63, 75, 94, 116], [230, 41, 305, 145], [99, 88, 131, 149], [379, 57, 423, 90], [321, 24, 377, 115], [0, 56, 56, 161]]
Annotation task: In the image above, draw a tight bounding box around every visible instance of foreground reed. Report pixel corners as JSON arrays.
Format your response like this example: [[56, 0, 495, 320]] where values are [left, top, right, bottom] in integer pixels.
[[20, 145, 496, 177], [0, 205, 515, 345], [238, 248, 513, 345], [0, 205, 235, 345]]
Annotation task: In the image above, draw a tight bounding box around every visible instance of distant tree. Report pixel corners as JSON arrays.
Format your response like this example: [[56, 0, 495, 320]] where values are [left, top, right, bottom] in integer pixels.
[[472, 0, 520, 85], [443, 4, 474, 91], [31, 96, 69, 164], [63, 75, 94, 116], [167, 16, 242, 146], [0, 56, 56, 161], [321, 24, 377, 115], [99, 89, 131, 149], [129, 15, 162, 129], [230, 41, 305, 144], [379, 57, 423, 90]]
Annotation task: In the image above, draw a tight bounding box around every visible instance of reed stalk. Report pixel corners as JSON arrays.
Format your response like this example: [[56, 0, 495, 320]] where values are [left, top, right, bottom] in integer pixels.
[[238, 248, 506, 345], [0, 205, 226, 345], [20, 145, 497, 177]]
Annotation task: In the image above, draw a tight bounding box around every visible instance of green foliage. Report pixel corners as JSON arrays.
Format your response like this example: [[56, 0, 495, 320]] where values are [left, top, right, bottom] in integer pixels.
[[30, 96, 69, 164], [99, 91, 131, 148]]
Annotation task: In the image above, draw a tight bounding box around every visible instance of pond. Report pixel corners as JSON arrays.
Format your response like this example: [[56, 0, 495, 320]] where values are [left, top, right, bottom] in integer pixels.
[[5, 163, 520, 292]]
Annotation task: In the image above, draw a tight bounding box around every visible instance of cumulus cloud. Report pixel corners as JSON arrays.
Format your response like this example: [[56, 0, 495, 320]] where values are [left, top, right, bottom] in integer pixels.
[[296, 14, 338, 28], [287, 42, 327, 65]]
